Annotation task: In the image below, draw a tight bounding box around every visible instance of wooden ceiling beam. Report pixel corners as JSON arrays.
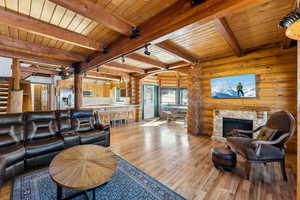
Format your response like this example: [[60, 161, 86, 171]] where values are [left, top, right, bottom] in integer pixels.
[[20, 60, 64, 69], [126, 53, 167, 69], [105, 62, 146, 74], [49, 0, 135, 36], [214, 17, 241, 57], [0, 48, 72, 66], [80, 0, 267, 72], [84, 76, 114, 82], [156, 40, 199, 63], [0, 35, 86, 62], [167, 61, 190, 68], [20, 66, 60, 75], [0, 7, 102, 51], [86, 71, 121, 80], [97, 67, 129, 76]]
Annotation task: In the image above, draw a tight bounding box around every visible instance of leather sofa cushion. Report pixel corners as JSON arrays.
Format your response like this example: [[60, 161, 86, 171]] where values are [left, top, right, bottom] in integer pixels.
[[72, 110, 93, 118], [79, 130, 104, 144], [57, 110, 71, 119], [0, 158, 5, 187], [57, 110, 72, 132], [25, 137, 64, 158], [76, 118, 94, 132], [26, 121, 57, 140], [58, 118, 72, 131], [26, 111, 56, 122], [0, 113, 23, 125], [0, 144, 25, 166], [0, 135, 17, 147], [0, 124, 24, 147]]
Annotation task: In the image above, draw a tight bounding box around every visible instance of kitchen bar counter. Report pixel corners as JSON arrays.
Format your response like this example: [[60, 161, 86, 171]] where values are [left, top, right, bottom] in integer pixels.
[[83, 104, 139, 126], [83, 104, 139, 112]]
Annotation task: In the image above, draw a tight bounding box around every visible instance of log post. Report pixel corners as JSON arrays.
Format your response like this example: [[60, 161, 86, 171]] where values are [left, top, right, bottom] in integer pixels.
[[73, 63, 83, 110], [7, 58, 23, 113], [187, 62, 204, 135], [126, 75, 132, 100], [130, 76, 141, 122]]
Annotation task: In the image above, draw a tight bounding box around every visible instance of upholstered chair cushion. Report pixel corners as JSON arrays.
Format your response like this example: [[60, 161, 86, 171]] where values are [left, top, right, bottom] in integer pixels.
[[256, 127, 278, 141], [227, 137, 285, 161]]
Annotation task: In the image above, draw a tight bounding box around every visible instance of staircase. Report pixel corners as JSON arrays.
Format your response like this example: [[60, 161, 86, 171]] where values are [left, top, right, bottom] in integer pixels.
[[0, 80, 10, 114]]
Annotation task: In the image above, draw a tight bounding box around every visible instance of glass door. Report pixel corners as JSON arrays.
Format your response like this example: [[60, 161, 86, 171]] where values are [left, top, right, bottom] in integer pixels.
[[143, 85, 155, 119]]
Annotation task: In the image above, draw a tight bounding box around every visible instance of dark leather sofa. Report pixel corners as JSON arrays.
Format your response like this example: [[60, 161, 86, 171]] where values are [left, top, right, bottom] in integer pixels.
[[0, 109, 110, 186]]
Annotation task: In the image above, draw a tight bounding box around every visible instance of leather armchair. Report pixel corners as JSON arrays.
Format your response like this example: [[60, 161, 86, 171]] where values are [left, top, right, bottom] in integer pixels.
[[227, 111, 296, 181], [56, 110, 80, 148], [24, 111, 64, 169], [72, 109, 110, 146], [0, 113, 25, 180]]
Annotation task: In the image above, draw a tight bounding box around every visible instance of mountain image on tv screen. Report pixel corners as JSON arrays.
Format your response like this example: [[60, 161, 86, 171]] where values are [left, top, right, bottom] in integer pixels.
[[210, 74, 256, 98]]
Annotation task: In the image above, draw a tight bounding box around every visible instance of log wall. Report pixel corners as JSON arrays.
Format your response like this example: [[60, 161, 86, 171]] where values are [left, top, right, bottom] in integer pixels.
[[191, 46, 297, 152]]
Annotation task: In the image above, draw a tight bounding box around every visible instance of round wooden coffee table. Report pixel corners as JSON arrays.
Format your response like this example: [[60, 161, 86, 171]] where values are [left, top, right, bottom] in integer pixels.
[[49, 145, 117, 200]]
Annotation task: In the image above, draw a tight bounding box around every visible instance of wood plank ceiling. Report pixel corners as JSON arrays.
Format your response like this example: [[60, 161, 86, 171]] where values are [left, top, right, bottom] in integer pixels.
[[0, 0, 295, 79]]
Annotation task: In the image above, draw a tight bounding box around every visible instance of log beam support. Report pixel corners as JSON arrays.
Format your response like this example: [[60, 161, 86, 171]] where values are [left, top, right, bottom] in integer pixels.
[[74, 64, 83, 110]]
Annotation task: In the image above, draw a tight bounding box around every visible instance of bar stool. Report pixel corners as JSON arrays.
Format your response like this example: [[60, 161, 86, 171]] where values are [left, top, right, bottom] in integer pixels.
[[127, 109, 135, 124], [97, 112, 110, 126], [110, 111, 123, 127]]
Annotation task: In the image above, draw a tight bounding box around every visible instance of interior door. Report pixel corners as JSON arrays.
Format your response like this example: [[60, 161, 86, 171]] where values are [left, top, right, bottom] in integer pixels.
[[143, 85, 155, 119]]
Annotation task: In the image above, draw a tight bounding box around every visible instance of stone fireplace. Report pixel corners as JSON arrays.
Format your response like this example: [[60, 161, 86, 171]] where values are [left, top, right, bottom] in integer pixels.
[[212, 109, 268, 141]]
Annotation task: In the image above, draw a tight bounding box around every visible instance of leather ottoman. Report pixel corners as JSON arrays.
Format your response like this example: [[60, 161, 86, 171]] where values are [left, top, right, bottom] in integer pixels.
[[211, 147, 236, 171]]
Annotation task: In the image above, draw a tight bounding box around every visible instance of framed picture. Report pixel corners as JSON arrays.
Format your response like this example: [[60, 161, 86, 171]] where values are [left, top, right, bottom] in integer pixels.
[[210, 74, 256, 98]]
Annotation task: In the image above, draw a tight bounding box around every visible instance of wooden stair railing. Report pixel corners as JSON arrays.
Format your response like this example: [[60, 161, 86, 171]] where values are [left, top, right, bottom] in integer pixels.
[[0, 78, 11, 114]]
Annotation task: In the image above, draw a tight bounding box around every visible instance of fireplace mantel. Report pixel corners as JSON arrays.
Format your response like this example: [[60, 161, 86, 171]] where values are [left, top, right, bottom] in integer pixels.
[[212, 109, 269, 141]]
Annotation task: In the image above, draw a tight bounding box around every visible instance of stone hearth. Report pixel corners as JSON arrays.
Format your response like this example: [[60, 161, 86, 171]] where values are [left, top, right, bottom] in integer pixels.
[[212, 109, 268, 141]]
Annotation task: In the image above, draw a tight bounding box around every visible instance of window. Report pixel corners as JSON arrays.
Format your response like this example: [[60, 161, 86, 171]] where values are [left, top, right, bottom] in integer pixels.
[[115, 88, 124, 102], [160, 88, 188, 105], [180, 88, 188, 105], [161, 88, 178, 105]]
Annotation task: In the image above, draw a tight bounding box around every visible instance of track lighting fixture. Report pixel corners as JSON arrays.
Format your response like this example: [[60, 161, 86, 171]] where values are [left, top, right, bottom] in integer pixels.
[[121, 55, 125, 63], [97, 67, 99, 72], [144, 45, 151, 56]]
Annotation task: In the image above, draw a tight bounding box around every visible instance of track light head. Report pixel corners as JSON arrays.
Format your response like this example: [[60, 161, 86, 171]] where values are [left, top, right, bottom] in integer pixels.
[[121, 55, 125, 63], [279, 8, 300, 28], [144, 45, 151, 56], [279, 8, 300, 40], [97, 67, 99, 72]]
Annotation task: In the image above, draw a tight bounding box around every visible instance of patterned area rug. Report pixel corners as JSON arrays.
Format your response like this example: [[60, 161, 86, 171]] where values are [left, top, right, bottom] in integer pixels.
[[12, 156, 186, 200]]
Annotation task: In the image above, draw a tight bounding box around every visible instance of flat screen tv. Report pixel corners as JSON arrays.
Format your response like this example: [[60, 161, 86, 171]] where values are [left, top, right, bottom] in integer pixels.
[[210, 74, 256, 98]]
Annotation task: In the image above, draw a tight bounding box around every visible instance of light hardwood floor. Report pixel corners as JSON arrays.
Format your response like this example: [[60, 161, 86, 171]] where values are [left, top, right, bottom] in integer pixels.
[[0, 120, 296, 200]]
